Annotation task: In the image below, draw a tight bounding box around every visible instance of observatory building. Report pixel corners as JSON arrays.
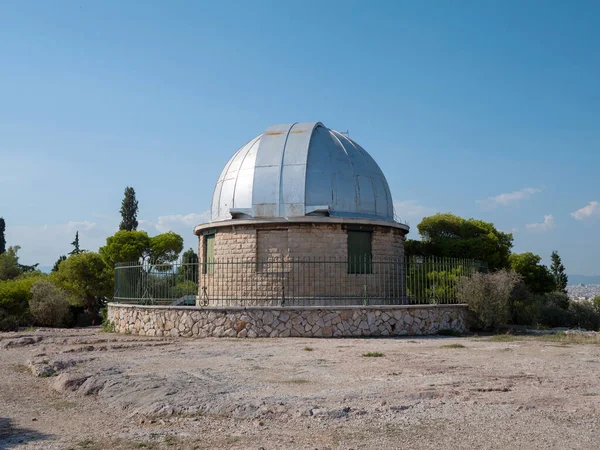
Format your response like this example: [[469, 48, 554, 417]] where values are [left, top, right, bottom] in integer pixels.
[[194, 122, 409, 305]]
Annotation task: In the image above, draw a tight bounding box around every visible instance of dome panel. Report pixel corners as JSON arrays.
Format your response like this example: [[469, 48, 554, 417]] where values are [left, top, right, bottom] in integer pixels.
[[210, 122, 395, 222]]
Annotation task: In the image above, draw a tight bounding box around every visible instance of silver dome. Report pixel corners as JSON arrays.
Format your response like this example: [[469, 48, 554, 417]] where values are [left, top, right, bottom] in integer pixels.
[[211, 122, 394, 222]]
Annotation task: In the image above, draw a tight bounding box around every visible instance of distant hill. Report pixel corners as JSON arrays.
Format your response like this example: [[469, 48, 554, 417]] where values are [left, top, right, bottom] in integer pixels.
[[569, 274, 600, 285]]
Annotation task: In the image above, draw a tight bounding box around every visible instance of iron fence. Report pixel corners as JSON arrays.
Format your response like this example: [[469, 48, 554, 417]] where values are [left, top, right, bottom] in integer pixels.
[[113, 256, 486, 306]]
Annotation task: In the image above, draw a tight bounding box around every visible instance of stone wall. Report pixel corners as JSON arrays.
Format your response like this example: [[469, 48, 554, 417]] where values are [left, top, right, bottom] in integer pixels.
[[107, 303, 468, 338], [196, 221, 407, 306]]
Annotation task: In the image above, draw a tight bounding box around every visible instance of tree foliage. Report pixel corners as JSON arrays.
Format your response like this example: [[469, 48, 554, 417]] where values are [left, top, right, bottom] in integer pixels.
[[509, 252, 556, 294], [405, 213, 513, 270], [69, 231, 82, 255], [52, 255, 67, 272], [0, 246, 22, 281], [0, 274, 44, 330], [99, 230, 150, 265], [179, 248, 198, 283], [51, 252, 113, 320], [29, 280, 71, 327], [458, 270, 522, 331], [99, 230, 184, 266], [148, 232, 184, 265], [119, 186, 139, 231], [0, 217, 5, 255], [550, 250, 568, 293]]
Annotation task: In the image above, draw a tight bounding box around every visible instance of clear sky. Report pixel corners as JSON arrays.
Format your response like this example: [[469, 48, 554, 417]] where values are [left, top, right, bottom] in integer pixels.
[[1, 0, 598, 275]]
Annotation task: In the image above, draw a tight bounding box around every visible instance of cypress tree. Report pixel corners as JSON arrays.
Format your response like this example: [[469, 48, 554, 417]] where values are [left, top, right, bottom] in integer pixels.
[[0, 217, 5, 255], [550, 250, 568, 294], [69, 231, 81, 255], [119, 187, 139, 231]]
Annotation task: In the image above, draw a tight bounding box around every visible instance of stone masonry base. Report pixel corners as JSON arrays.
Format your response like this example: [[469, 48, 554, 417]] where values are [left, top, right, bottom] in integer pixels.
[[107, 303, 468, 338]]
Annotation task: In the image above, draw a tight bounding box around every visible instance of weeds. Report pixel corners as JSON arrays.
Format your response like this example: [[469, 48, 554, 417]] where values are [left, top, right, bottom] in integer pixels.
[[11, 364, 30, 374], [441, 343, 466, 349], [278, 378, 309, 384], [363, 352, 385, 357], [438, 329, 462, 337], [487, 333, 600, 345], [303, 346, 314, 351], [102, 320, 115, 333]]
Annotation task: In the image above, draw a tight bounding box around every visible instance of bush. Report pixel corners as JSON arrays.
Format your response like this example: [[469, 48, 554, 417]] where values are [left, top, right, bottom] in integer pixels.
[[0, 275, 44, 330], [568, 301, 600, 331], [29, 280, 72, 327], [457, 270, 522, 331], [544, 292, 570, 310], [535, 303, 572, 328]]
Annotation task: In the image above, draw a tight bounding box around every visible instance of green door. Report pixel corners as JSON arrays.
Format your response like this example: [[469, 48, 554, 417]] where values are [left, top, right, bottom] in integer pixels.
[[347, 230, 372, 274], [204, 234, 215, 274]]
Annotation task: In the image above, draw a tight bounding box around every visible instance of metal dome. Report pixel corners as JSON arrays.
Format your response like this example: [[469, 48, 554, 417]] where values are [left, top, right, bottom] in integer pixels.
[[211, 122, 394, 222]]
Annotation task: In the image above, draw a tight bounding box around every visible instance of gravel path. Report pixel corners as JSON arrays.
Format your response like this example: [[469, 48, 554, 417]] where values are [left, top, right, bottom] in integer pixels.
[[1, 328, 599, 449]]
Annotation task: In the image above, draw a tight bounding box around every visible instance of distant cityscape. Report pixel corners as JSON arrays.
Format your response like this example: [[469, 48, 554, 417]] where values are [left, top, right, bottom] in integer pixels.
[[567, 284, 600, 301]]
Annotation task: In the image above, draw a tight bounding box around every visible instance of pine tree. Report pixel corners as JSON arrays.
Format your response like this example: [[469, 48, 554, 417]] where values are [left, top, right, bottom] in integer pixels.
[[69, 231, 82, 255], [551, 250, 568, 294], [0, 217, 5, 255], [52, 255, 67, 272], [119, 186, 139, 231]]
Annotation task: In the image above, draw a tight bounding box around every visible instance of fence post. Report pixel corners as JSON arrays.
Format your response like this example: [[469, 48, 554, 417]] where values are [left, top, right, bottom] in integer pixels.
[[280, 257, 285, 307]]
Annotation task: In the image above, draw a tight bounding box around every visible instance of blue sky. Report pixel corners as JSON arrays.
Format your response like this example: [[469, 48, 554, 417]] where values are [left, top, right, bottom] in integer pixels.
[[1, 1, 598, 275]]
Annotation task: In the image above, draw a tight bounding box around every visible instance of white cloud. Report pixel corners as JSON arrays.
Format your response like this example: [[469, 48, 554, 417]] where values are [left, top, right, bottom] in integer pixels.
[[67, 220, 96, 232], [393, 200, 436, 228], [477, 187, 541, 210], [137, 219, 153, 232], [6, 221, 108, 267], [6, 212, 210, 268], [155, 211, 211, 233], [525, 214, 555, 232], [571, 201, 599, 221]]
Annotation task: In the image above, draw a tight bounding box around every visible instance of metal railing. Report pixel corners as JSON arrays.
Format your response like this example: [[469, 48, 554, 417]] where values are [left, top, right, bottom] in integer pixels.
[[113, 256, 486, 306]]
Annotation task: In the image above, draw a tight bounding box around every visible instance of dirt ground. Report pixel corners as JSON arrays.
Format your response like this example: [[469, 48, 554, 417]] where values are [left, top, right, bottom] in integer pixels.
[[1, 328, 599, 450]]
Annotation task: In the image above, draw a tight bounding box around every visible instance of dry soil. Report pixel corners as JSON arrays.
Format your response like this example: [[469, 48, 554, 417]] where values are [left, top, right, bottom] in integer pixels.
[[1, 328, 600, 449]]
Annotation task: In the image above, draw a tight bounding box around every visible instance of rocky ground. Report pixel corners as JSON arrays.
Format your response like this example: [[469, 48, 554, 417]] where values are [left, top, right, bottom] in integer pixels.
[[1, 328, 600, 449]]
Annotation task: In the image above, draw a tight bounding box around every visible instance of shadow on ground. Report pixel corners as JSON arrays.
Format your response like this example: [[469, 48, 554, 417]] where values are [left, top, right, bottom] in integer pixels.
[[0, 418, 52, 450]]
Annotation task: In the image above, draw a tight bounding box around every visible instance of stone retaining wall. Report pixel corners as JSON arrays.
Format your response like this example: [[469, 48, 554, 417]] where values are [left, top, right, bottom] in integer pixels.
[[107, 303, 468, 338]]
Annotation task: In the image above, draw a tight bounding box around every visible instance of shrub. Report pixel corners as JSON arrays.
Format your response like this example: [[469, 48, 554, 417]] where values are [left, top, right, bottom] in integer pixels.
[[457, 270, 521, 331], [0, 275, 44, 330], [535, 303, 572, 328], [544, 292, 570, 310], [568, 301, 600, 331], [29, 280, 72, 327]]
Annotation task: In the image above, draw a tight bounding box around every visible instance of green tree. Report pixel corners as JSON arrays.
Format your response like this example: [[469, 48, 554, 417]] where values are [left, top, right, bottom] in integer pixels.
[[179, 248, 198, 283], [50, 252, 113, 320], [99, 230, 184, 266], [52, 255, 67, 272], [69, 231, 82, 255], [509, 252, 556, 294], [406, 213, 513, 270], [119, 186, 139, 231], [148, 231, 184, 264], [550, 250, 568, 293], [0, 246, 22, 281], [0, 274, 44, 330], [99, 230, 151, 266], [0, 217, 6, 255]]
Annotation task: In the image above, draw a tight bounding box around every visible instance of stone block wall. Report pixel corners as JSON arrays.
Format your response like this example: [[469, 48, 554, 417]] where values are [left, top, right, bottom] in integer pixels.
[[107, 303, 468, 338], [196, 221, 407, 306]]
